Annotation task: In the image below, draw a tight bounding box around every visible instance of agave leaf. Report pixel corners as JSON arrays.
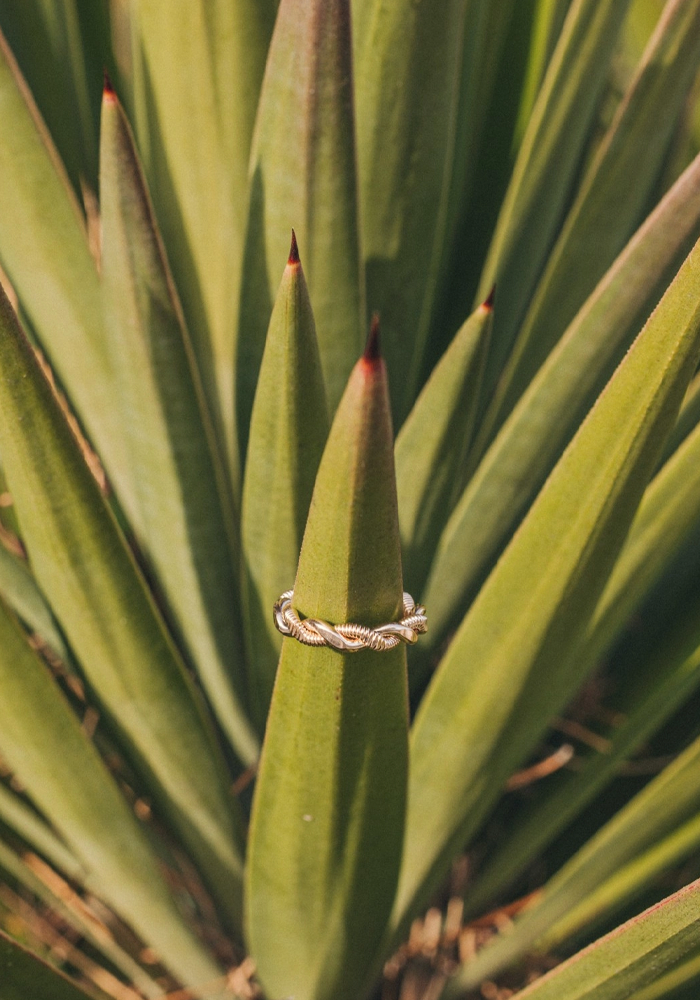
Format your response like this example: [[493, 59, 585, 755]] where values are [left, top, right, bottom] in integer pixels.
[[662, 367, 700, 462], [237, 0, 363, 453], [488, 0, 700, 435], [241, 234, 329, 731], [395, 295, 492, 598], [131, 0, 275, 480], [0, 930, 97, 1000], [99, 84, 258, 767], [465, 573, 700, 917], [475, 0, 632, 393], [391, 230, 700, 948], [627, 947, 700, 1000], [447, 878, 700, 1000], [458, 392, 700, 826], [623, 0, 668, 61], [664, 65, 700, 187], [246, 329, 408, 1000], [421, 148, 700, 666], [0, 285, 245, 934], [456, 729, 700, 988], [586, 412, 700, 660], [0, 544, 69, 663], [0, 26, 134, 511], [512, 0, 573, 149], [543, 811, 700, 952], [353, 0, 508, 416], [0, 840, 163, 999], [430, 1, 525, 345], [433, 1, 515, 301], [0, 599, 223, 991], [0, 782, 83, 884], [0, 0, 101, 192]]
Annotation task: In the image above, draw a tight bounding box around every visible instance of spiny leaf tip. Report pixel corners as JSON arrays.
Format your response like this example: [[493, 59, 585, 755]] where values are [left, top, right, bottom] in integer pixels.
[[103, 69, 116, 99], [288, 229, 300, 265], [363, 314, 382, 364], [483, 284, 496, 311]]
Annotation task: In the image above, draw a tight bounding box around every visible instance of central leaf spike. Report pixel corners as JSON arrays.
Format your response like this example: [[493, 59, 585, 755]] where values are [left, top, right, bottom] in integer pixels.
[[246, 320, 408, 1000]]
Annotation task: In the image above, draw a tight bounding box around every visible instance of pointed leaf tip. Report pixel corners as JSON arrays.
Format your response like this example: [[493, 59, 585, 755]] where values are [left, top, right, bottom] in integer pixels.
[[288, 229, 300, 265], [363, 314, 382, 364], [483, 285, 496, 311], [103, 69, 116, 99]]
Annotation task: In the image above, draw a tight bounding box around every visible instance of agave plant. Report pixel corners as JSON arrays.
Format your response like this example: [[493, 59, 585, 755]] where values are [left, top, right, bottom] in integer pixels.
[[2, 1, 700, 999]]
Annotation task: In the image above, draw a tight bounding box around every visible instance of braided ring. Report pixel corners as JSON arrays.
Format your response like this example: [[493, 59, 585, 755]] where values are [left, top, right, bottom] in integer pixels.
[[273, 590, 427, 652]]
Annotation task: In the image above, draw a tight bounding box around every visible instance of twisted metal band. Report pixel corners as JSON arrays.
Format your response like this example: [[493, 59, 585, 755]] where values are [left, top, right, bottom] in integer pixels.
[[273, 590, 427, 652]]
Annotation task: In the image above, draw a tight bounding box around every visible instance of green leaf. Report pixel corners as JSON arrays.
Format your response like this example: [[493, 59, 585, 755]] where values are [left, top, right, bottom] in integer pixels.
[[475, 0, 632, 393], [0, 0, 101, 192], [662, 367, 700, 462], [447, 878, 700, 1000], [0, 543, 69, 663], [0, 782, 83, 884], [352, 0, 498, 416], [434, 1, 518, 307], [241, 234, 329, 731], [0, 930, 95, 1000], [237, 0, 363, 453], [487, 0, 700, 436], [511, 0, 573, 149], [99, 85, 258, 767], [429, 1, 526, 348], [421, 148, 700, 664], [0, 284, 245, 934], [131, 0, 276, 482], [626, 947, 700, 1000], [0, 839, 163, 999], [455, 730, 700, 989], [395, 296, 492, 597], [465, 564, 700, 917], [391, 229, 700, 949], [544, 811, 700, 952], [246, 330, 408, 1000], [622, 0, 668, 63], [0, 599, 222, 991], [662, 64, 700, 189], [587, 409, 700, 661], [0, 26, 134, 512]]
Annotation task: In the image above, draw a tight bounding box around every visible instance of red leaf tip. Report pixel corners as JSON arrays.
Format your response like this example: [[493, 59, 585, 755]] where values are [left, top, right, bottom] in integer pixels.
[[103, 69, 116, 99], [288, 229, 300, 265], [482, 284, 496, 311], [363, 314, 382, 363]]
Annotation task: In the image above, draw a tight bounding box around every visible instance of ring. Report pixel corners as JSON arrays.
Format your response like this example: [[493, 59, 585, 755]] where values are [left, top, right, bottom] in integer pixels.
[[273, 591, 427, 652]]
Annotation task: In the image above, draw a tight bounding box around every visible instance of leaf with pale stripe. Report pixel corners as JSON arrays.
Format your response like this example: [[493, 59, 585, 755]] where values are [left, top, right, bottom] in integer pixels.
[[0, 27, 133, 511], [447, 879, 700, 1000], [421, 149, 700, 664], [455, 729, 700, 989], [475, 0, 632, 394], [353, 0, 495, 416], [465, 567, 700, 917], [237, 0, 363, 451], [100, 84, 258, 767], [246, 330, 408, 1000], [131, 0, 276, 483], [0, 284, 245, 935], [488, 0, 700, 435], [241, 235, 328, 731], [396, 296, 492, 598], [0, 543, 68, 663], [392, 229, 700, 949], [0, 598, 222, 991]]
